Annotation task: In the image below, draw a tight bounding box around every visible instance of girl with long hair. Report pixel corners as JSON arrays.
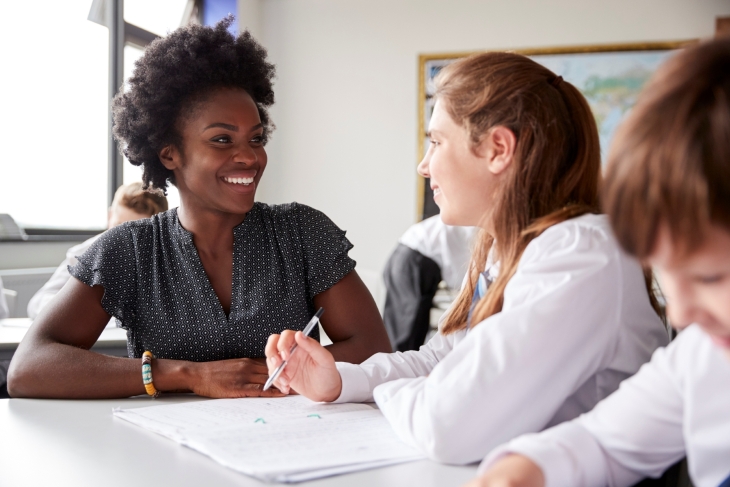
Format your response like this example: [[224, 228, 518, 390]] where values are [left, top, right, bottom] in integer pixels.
[[472, 37, 730, 487], [265, 51, 669, 464]]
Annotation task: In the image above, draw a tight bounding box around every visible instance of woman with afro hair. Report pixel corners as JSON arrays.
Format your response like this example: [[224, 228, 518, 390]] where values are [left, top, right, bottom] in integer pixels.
[[8, 18, 391, 399]]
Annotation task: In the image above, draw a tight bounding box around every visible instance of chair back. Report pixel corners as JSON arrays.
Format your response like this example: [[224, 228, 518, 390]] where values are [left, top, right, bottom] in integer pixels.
[[2, 288, 17, 318]]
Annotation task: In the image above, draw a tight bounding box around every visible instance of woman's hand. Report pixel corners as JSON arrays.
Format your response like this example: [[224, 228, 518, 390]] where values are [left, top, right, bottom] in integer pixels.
[[265, 330, 342, 402], [185, 357, 287, 398], [462, 455, 545, 487]]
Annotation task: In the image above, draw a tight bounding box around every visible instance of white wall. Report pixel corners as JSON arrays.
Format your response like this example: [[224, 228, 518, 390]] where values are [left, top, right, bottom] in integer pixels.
[[244, 0, 730, 275]]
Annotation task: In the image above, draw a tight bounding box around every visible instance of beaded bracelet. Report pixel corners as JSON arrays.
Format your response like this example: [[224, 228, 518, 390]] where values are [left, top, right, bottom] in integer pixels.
[[142, 351, 161, 398]]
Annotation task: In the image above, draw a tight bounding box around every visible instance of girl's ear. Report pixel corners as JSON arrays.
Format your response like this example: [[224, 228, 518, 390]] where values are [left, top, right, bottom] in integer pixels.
[[479, 126, 516, 175], [158, 145, 180, 171]]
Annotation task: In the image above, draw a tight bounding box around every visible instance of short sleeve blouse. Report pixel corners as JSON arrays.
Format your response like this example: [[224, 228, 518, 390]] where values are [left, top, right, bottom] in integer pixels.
[[69, 202, 356, 361]]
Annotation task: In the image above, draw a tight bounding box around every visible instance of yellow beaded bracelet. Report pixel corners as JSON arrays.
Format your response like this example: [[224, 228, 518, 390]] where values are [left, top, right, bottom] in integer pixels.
[[142, 351, 161, 398]]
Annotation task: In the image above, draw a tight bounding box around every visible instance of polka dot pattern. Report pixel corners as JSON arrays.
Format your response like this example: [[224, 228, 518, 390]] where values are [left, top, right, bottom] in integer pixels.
[[69, 203, 356, 361]]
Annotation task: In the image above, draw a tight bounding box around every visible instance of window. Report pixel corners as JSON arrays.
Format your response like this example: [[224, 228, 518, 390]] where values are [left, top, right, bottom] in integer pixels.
[[0, 0, 192, 232], [125, 0, 190, 37], [0, 1, 229, 233], [0, 1, 109, 230]]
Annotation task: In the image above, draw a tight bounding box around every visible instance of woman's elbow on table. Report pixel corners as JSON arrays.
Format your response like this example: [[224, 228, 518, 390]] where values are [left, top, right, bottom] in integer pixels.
[[6, 357, 33, 398]]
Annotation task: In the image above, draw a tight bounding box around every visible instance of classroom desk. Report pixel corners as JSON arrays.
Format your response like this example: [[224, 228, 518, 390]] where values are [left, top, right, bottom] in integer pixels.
[[0, 395, 479, 487], [0, 318, 128, 360]]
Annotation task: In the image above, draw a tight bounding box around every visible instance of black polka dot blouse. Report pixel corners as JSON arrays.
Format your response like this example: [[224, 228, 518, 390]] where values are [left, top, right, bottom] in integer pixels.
[[69, 203, 356, 361]]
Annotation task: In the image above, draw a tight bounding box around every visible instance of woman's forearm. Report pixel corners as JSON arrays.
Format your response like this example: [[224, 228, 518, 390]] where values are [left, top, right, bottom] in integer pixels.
[[7, 338, 192, 399], [326, 330, 391, 364], [313, 270, 392, 365]]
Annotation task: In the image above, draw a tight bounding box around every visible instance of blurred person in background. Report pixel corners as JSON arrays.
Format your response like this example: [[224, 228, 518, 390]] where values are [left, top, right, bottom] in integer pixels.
[[383, 215, 476, 351], [27, 182, 168, 320]]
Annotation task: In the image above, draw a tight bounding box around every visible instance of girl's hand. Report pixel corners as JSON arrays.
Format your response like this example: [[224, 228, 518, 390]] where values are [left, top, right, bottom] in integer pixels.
[[185, 358, 287, 398], [462, 455, 545, 487], [265, 330, 342, 402]]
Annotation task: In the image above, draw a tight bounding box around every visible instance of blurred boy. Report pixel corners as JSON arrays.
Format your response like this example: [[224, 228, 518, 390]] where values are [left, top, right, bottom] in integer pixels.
[[383, 215, 476, 351]]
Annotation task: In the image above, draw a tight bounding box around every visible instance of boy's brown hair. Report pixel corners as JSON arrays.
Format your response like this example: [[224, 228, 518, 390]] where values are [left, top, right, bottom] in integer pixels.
[[603, 37, 730, 259], [111, 182, 168, 217]]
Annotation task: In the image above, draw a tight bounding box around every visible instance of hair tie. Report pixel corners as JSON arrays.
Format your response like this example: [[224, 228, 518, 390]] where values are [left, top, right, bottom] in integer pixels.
[[551, 75, 564, 87]]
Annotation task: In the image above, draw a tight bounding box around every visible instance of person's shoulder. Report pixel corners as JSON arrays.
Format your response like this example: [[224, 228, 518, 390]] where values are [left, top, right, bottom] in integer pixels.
[[542, 212, 611, 239], [516, 214, 624, 273], [121, 209, 175, 235], [129, 208, 174, 228], [530, 213, 614, 254], [92, 210, 171, 248], [670, 325, 715, 356], [648, 325, 719, 386], [67, 233, 103, 256], [399, 215, 438, 247], [257, 201, 332, 225]]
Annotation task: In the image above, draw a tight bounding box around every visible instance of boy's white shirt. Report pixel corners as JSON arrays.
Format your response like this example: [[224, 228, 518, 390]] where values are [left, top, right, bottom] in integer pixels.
[[480, 324, 730, 487], [334, 214, 670, 464]]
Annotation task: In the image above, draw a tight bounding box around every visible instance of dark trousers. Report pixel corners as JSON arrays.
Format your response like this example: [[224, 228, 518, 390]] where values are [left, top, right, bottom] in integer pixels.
[[632, 459, 694, 487], [382, 244, 442, 352]]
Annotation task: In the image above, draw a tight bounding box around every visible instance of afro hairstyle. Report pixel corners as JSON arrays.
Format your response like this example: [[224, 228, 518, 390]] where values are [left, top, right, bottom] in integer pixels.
[[112, 16, 275, 192]]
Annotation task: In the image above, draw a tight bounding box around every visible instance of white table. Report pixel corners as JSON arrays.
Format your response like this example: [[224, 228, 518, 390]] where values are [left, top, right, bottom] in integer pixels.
[[0, 395, 478, 486], [0, 318, 128, 360]]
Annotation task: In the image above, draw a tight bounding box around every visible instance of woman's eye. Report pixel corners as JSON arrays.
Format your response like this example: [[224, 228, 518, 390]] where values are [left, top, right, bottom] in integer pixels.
[[696, 274, 725, 284], [429, 139, 439, 146], [250, 135, 264, 144], [211, 135, 231, 143]]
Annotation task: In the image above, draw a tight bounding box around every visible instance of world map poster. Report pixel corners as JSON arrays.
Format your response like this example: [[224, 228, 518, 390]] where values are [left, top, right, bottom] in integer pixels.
[[532, 50, 675, 161]]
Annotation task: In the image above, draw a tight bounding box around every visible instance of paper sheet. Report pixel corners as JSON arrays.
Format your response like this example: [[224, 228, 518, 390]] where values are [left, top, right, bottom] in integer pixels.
[[114, 396, 424, 482]]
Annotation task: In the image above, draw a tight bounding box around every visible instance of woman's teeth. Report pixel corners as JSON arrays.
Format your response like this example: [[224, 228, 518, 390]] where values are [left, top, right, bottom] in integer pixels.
[[224, 176, 254, 185], [433, 188, 441, 196]]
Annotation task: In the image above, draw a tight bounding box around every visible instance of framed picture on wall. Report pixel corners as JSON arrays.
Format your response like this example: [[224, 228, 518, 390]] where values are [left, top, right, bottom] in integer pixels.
[[416, 40, 695, 221]]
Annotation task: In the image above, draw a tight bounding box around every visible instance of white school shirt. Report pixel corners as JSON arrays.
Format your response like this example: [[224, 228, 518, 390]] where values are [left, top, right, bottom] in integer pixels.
[[27, 235, 100, 319], [334, 214, 669, 464], [398, 215, 477, 290], [480, 325, 730, 487]]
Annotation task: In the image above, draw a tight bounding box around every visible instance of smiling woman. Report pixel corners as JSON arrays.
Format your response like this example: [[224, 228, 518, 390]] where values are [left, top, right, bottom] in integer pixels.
[[6, 18, 391, 399]]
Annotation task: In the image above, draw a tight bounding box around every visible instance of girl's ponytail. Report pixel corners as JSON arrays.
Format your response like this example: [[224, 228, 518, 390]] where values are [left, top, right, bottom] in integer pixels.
[[552, 79, 601, 208]]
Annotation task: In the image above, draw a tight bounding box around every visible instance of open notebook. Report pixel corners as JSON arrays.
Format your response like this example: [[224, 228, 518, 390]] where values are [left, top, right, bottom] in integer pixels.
[[113, 395, 424, 483]]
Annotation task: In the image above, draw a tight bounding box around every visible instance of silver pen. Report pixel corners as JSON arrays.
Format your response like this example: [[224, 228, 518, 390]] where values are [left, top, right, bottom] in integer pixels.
[[263, 307, 324, 391]]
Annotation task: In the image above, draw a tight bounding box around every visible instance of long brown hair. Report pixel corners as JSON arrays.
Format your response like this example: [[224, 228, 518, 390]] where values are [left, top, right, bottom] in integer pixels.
[[439, 52, 602, 334], [603, 37, 730, 259]]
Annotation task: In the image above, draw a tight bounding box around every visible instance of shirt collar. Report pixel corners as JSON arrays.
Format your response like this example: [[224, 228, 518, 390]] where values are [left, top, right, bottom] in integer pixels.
[[172, 204, 261, 245]]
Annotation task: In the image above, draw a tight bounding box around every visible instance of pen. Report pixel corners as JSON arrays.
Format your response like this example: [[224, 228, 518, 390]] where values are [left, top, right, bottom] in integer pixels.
[[263, 307, 324, 392]]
